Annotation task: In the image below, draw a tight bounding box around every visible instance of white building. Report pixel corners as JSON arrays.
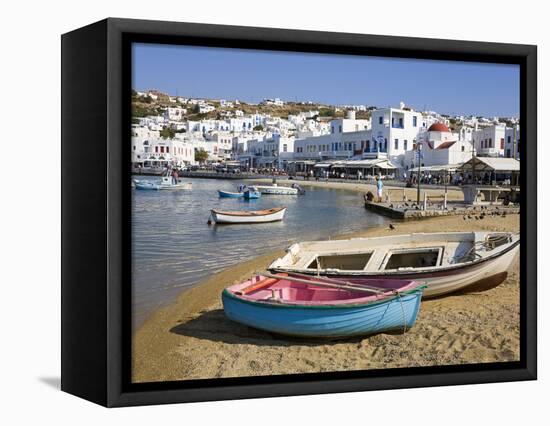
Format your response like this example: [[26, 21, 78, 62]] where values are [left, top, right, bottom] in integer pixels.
[[199, 104, 216, 114], [368, 104, 424, 164], [403, 122, 473, 170], [207, 132, 234, 160], [132, 137, 195, 168], [238, 134, 295, 169], [504, 125, 520, 159], [164, 107, 187, 121], [472, 123, 506, 157], [262, 98, 284, 106], [293, 113, 371, 162]]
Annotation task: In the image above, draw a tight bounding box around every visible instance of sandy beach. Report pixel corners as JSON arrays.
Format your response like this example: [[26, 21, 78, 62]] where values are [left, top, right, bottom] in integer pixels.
[[132, 186, 520, 383], [248, 177, 467, 201]]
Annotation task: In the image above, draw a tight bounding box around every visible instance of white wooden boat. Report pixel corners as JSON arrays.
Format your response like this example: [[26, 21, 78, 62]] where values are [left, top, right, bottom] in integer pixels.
[[210, 207, 286, 224], [268, 232, 519, 297], [254, 184, 299, 195], [134, 176, 192, 191]]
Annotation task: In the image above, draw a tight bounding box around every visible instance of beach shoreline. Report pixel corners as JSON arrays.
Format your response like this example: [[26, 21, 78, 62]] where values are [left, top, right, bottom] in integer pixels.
[[132, 212, 520, 383], [244, 177, 466, 200]]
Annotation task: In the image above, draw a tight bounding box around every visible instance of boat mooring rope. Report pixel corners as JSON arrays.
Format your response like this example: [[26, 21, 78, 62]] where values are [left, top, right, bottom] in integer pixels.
[[396, 291, 407, 334], [452, 233, 511, 264]]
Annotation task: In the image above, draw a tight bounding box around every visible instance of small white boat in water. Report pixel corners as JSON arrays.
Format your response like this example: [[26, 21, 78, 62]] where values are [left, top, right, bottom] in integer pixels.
[[134, 176, 192, 191], [269, 232, 519, 297], [254, 184, 299, 195], [210, 207, 286, 224]]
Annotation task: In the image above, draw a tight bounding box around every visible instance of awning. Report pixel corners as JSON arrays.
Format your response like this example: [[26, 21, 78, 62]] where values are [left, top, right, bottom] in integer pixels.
[[332, 159, 398, 169], [289, 160, 316, 165], [458, 157, 520, 172], [409, 163, 462, 173]]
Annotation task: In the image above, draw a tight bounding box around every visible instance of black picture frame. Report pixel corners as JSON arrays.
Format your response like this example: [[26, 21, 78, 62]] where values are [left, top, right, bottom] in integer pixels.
[[61, 17, 537, 407]]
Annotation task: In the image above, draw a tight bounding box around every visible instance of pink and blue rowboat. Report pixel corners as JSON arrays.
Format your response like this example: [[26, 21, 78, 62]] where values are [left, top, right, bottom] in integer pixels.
[[222, 273, 426, 338]]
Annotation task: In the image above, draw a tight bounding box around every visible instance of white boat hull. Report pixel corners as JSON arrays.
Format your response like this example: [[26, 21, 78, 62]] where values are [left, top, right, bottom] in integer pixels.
[[134, 178, 192, 191], [269, 232, 519, 297], [255, 185, 298, 195], [211, 207, 286, 224]]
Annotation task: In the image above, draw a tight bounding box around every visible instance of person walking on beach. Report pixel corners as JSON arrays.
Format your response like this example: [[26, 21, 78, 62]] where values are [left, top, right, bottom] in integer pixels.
[[375, 175, 383, 203]]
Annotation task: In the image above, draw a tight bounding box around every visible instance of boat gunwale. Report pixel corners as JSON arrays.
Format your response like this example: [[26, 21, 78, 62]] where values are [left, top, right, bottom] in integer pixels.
[[218, 190, 243, 196], [222, 285, 426, 310], [211, 207, 286, 217], [270, 235, 520, 277]]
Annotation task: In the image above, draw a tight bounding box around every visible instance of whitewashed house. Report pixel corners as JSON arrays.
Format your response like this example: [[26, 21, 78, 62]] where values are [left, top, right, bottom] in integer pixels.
[[262, 98, 284, 106], [504, 125, 520, 159], [132, 136, 195, 168], [238, 134, 294, 169], [472, 123, 506, 157], [369, 104, 424, 164], [164, 107, 187, 121], [199, 104, 216, 114], [403, 122, 473, 170], [293, 111, 372, 163]]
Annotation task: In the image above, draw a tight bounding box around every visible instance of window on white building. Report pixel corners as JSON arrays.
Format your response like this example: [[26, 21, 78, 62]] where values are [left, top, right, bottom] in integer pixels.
[[404, 140, 408, 150], [394, 139, 399, 150], [379, 116, 383, 125], [283, 144, 287, 152], [413, 116, 417, 127]]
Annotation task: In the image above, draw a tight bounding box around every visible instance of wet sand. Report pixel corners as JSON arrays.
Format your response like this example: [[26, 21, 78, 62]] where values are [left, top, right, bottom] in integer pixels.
[[132, 211, 520, 383]]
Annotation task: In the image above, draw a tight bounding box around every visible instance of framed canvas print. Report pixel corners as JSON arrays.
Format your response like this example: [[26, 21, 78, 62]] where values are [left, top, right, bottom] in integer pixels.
[[61, 18, 537, 407]]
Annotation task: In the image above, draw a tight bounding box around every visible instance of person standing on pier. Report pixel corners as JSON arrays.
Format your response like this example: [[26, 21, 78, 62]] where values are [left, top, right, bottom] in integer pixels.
[[376, 175, 384, 203]]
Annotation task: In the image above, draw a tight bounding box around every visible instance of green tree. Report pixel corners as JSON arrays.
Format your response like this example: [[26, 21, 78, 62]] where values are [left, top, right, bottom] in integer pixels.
[[195, 148, 209, 163], [159, 126, 176, 139], [319, 107, 335, 117], [253, 124, 264, 131]]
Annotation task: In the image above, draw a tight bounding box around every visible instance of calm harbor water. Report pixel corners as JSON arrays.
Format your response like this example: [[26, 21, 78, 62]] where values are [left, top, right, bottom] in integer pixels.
[[132, 177, 389, 328]]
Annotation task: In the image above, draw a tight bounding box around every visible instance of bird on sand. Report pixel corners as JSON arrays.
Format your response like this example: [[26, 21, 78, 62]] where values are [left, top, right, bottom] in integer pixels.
[[389, 223, 396, 230]]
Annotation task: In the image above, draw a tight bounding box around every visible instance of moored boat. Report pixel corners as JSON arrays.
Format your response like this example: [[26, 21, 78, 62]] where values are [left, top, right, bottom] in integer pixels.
[[134, 176, 192, 190], [222, 272, 425, 337], [218, 190, 244, 198], [268, 232, 519, 297], [254, 184, 299, 195], [243, 187, 261, 199], [210, 207, 286, 224]]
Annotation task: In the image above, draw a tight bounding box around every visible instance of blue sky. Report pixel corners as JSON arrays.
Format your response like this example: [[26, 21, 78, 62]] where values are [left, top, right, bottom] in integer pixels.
[[133, 43, 519, 117]]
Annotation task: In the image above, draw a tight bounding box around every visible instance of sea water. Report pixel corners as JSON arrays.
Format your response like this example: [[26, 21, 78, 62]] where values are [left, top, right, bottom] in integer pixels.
[[132, 177, 389, 328]]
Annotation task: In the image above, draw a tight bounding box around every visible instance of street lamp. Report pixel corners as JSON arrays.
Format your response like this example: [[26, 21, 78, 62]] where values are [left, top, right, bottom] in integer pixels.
[[415, 141, 423, 204]]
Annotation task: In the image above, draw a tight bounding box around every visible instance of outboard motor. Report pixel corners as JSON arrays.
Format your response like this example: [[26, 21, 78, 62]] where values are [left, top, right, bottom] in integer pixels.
[[293, 184, 306, 195]]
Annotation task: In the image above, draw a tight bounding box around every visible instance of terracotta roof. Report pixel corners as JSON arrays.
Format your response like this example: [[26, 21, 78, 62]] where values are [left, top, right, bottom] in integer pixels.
[[436, 141, 457, 149], [428, 122, 451, 132]]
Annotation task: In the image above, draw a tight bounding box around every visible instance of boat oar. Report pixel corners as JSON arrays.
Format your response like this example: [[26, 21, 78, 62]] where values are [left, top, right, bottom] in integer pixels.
[[282, 271, 392, 294], [259, 272, 388, 295], [237, 273, 288, 295]]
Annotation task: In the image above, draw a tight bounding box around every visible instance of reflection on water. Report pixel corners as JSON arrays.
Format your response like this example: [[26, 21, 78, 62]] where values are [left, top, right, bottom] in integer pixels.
[[132, 177, 388, 328]]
